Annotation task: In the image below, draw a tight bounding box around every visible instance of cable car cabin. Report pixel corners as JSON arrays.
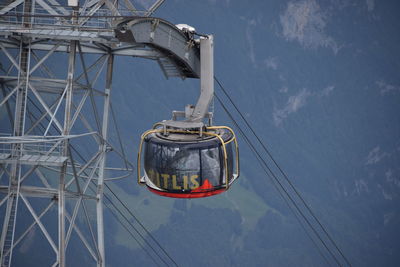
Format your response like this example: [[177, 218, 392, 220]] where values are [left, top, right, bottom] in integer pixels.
[[136, 34, 239, 198], [137, 127, 239, 198]]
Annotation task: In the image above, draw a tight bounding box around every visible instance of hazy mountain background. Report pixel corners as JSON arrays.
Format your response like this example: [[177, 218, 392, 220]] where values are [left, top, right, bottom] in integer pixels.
[[102, 0, 400, 266], [2, 0, 400, 266]]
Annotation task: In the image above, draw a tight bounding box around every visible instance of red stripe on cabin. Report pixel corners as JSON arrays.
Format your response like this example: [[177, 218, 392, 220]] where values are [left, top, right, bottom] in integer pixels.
[[147, 187, 226, 198]]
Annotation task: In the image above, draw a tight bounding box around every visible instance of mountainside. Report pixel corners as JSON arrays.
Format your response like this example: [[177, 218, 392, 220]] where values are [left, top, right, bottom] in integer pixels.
[[1, 0, 399, 266], [106, 0, 400, 266]]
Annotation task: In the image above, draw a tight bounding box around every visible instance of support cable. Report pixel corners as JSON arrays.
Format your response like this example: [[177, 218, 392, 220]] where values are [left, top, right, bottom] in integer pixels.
[[214, 77, 352, 267], [110, 103, 129, 169], [104, 183, 179, 267], [214, 93, 334, 266], [101, 188, 171, 267], [67, 138, 172, 266], [100, 189, 162, 267], [10, 91, 176, 266], [65, 129, 175, 265]]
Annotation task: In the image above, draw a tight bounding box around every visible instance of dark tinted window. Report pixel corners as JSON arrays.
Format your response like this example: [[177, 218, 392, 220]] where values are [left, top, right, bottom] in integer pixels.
[[200, 147, 221, 187], [144, 140, 232, 192], [145, 142, 201, 191]]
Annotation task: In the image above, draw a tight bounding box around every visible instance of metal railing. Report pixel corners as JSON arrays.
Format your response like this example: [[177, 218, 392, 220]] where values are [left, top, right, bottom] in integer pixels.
[[0, 4, 148, 31], [0, 135, 64, 158]]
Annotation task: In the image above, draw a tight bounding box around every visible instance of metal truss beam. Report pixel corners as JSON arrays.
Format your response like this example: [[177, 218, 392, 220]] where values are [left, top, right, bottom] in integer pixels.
[[20, 193, 58, 256], [0, 0, 170, 266], [0, 186, 96, 199], [0, 41, 162, 57]]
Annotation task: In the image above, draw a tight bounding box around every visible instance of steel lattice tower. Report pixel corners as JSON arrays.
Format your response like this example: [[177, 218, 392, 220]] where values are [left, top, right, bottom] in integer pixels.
[[0, 0, 184, 266]]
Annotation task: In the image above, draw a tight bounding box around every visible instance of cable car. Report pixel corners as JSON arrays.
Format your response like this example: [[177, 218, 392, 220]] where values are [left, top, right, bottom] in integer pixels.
[[137, 34, 239, 198], [138, 125, 239, 198]]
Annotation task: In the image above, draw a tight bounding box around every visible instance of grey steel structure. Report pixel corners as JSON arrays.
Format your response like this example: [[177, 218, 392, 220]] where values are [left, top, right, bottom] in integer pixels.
[[0, 0, 207, 266]]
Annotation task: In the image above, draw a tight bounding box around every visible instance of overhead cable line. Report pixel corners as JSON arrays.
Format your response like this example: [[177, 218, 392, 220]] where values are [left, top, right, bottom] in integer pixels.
[[214, 77, 352, 267], [104, 183, 179, 267], [214, 93, 335, 266], [102, 195, 162, 267], [80, 163, 173, 267], [16, 89, 177, 266], [110, 103, 129, 169], [214, 78, 351, 266], [101, 189, 170, 267]]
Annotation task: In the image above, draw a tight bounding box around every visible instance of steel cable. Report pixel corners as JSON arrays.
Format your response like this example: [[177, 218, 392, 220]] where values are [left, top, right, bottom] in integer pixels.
[[11, 89, 176, 266], [214, 93, 336, 266], [214, 77, 352, 266]]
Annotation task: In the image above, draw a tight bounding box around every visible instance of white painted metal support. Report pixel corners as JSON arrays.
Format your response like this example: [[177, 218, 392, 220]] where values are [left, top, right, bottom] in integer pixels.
[[123, 0, 137, 14], [0, 43, 21, 72], [58, 40, 77, 267], [0, 197, 14, 266], [65, 212, 98, 261], [0, 193, 11, 208], [96, 54, 114, 267], [36, 0, 62, 16], [20, 194, 58, 254], [29, 83, 64, 132], [191, 35, 214, 122], [5, 201, 55, 258], [0, 81, 23, 108], [28, 42, 61, 75], [0, 0, 24, 16], [0, 1, 202, 265], [146, 0, 165, 16], [0, 23, 31, 265]]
